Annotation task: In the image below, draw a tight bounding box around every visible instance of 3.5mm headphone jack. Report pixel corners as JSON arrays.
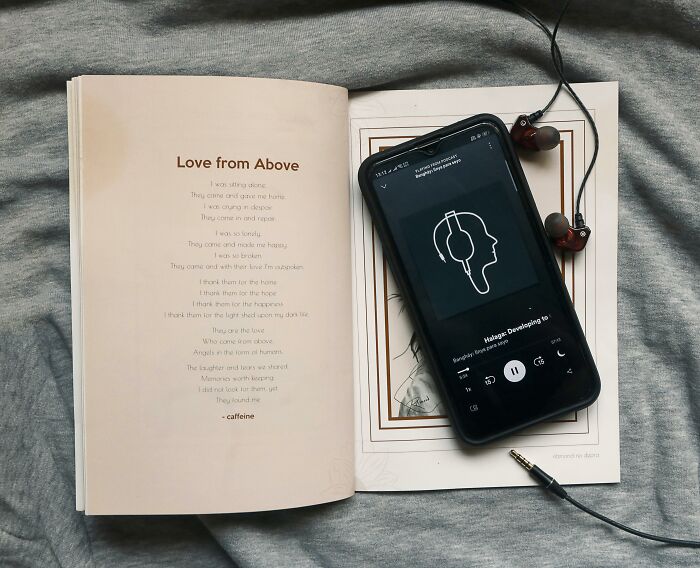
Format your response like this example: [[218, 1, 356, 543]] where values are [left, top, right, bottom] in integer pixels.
[[509, 450, 569, 498], [508, 450, 700, 547]]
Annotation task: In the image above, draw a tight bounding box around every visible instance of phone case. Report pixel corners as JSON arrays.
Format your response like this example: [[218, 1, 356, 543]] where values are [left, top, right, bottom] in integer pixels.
[[357, 114, 600, 444]]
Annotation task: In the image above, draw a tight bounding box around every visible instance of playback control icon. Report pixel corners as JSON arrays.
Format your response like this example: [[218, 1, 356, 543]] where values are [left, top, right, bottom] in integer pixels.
[[504, 360, 526, 382]]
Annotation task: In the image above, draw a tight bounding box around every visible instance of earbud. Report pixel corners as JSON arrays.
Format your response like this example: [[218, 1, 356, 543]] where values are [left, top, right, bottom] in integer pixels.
[[511, 114, 589, 252], [510, 114, 560, 151], [544, 212, 591, 252]]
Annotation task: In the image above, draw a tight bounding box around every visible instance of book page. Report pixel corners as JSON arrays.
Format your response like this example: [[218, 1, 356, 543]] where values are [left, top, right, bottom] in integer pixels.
[[70, 76, 354, 514], [349, 82, 619, 490]]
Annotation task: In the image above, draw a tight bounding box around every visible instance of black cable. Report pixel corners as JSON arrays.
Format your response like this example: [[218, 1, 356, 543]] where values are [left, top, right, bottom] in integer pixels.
[[547, 0, 599, 222], [564, 494, 700, 548], [501, 0, 599, 225], [510, 450, 700, 548], [499, 1, 563, 118], [538, 78, 562, 117]]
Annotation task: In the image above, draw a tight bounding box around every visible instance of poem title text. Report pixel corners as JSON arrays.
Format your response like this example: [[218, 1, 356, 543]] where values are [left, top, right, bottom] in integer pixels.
[[177, 156, 300, 172]]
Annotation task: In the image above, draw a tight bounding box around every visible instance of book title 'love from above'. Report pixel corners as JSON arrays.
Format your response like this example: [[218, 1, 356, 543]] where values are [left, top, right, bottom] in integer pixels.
[[177, 156, 300, 171]]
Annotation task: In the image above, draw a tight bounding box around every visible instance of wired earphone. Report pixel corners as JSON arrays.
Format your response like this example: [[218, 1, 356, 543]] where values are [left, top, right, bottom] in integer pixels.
[[495, 0, 700, 548], [503, 0, 595, 253]]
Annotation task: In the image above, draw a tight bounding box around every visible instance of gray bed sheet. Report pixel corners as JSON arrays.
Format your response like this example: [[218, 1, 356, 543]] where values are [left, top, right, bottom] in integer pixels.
[[1, 1, 698, 566]]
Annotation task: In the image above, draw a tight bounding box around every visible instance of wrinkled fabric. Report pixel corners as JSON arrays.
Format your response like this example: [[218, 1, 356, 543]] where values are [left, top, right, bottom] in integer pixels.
[[1, 1, 698, 566]]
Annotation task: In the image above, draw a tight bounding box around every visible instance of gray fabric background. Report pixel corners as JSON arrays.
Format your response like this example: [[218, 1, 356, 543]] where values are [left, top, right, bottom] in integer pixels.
[[1, 0, 698, 566]]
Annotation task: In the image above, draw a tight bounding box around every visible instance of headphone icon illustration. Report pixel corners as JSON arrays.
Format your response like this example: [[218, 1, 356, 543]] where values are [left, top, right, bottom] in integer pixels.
[[432, 210, 498, 295]]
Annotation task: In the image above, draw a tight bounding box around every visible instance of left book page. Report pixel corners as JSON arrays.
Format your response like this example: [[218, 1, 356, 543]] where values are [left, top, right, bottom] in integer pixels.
[[68, 76, 354, 515]]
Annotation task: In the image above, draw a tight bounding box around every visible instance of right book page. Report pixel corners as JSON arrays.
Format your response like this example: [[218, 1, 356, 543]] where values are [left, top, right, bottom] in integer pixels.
[[349, 82, 619, 490]]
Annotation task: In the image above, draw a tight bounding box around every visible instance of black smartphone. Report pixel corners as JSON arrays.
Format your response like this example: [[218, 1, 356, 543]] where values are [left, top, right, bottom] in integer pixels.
[[358, 114, 600, 445]]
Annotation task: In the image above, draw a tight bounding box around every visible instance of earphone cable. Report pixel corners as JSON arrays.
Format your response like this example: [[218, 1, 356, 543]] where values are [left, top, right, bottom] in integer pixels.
[[499, 1, 563, 118], [510, 451, 700, 548], [563, 494, 700, 548], [503, 0, 599, 223], [548, 0, 599, 221]]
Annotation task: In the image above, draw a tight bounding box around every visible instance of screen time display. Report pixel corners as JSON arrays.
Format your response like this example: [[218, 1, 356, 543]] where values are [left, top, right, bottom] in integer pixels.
[[367, 121, 599, 442]]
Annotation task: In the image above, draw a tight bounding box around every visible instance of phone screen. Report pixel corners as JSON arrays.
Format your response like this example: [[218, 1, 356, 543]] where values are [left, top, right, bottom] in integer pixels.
[[366, 120, 599, 442]]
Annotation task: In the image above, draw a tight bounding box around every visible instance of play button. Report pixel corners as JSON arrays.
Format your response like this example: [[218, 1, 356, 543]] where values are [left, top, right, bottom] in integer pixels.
[[504, 360, 526, 382]]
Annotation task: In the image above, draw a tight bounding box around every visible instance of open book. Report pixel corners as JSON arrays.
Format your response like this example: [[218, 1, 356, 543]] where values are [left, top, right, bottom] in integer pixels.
[[68, 76, 619, 515]]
